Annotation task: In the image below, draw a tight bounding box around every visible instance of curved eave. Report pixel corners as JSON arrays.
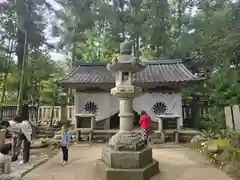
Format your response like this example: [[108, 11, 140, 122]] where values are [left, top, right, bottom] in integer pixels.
[[57, 66, 79, 85], [59, 78, 204, 90]]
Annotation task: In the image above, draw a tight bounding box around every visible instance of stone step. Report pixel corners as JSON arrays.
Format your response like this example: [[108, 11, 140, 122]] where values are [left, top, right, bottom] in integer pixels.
[[31, 143, 48, 149], [37, 126, 58, 130], [36, 131, 54, 135], [36, 134, 54, 138], [37, 130, 54, 134]]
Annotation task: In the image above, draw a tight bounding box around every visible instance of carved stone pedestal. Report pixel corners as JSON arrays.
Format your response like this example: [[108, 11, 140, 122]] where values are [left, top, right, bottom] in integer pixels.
[[95, 133, 159, 180]]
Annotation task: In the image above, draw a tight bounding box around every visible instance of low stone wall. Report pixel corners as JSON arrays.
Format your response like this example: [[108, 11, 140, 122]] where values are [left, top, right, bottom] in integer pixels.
[[149, 132, 201, 144]]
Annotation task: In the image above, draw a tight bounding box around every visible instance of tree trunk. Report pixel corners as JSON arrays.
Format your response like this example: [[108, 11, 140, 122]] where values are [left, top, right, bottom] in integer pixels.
[[176, 0, 182, 52], [68, 24, 77, 105], [120, 4, 125, 40], [131, 0, 141, 59], [17, 30, 28, 114]]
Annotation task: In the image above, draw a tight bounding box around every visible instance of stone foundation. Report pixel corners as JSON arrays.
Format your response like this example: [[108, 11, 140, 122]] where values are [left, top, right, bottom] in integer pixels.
[[95, 146, 159, 180]]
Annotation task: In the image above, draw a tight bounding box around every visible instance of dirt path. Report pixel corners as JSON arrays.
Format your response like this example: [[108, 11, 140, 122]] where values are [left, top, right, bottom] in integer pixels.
[[23, 144, 233, 180]]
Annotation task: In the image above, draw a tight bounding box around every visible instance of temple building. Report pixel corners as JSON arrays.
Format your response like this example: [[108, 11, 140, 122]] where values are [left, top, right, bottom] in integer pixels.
[[59, 59, 202, 133]]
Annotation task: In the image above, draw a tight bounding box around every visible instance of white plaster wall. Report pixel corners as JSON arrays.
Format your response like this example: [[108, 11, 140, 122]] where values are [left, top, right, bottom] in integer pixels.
[[133, 93, 183, 126], [75, 92, 183, 126], [76, 92, 119, 121]]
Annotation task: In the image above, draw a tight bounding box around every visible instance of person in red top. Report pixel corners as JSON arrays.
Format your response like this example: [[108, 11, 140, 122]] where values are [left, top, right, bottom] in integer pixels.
[[139, 110, 151, 145]]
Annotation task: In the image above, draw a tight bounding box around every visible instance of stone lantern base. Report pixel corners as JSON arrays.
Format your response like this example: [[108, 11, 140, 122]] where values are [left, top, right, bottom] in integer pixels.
[[95, 133, 159, 180]]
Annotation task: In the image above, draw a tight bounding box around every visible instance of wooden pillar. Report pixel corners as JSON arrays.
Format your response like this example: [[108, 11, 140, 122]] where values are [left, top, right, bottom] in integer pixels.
[[104, 118, 110, 129], [104, 118, 110, 140], [18, 102, 29, 121], [191, 95, 200, 130], [74, 92, 80, 130]]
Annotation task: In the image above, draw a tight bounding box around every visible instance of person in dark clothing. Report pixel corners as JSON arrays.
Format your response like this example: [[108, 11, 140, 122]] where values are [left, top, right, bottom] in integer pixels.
[[18, 118, 32, 164], [139, 110, 151, 145]]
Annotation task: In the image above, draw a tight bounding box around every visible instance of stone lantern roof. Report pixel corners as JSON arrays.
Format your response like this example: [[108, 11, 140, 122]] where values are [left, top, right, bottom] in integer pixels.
[[107, 41, 145, 73]]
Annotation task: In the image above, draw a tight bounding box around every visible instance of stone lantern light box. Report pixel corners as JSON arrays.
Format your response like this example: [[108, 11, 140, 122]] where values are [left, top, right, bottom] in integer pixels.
[[107, 42, 145, 99], [115, 71, 137, 86]]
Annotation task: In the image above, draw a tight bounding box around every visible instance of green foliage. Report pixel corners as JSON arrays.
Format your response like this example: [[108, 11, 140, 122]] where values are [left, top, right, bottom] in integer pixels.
[[0, 46, 7, 73], [206, 64, 240, 106], [0, 0, 63, 107], [209, 139, 230, 149], [209, 139, 240, 180], [192, 137, 240, 180], [201, 107, 226, 138], [0, 0, 240, 107], [0, 51, 65, 105]]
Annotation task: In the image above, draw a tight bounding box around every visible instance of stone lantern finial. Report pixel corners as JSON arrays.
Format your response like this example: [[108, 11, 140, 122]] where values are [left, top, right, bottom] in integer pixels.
[[120, 41, 132, 55]]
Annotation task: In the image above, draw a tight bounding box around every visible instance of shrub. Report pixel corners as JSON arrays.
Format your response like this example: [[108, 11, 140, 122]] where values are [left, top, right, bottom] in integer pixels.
[[192, 137, 240, 180], [190, 138, 206, 149], [210, 139, 230, 149], [201, 107, 231, 139]]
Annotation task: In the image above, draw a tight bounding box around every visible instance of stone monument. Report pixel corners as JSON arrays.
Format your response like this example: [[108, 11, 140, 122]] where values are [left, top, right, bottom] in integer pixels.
[[95, 42, 159, 180]]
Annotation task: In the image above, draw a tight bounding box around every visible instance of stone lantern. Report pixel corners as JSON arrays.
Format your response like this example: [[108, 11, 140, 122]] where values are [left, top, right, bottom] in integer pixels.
[[107, 41, 145, 135], [96, 42, 159, 180], [59, 92, 68, 129], [59, 92, 68, 105]]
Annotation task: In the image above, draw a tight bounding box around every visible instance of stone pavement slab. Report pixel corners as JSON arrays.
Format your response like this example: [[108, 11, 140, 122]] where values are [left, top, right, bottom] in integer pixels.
[[12, 150, 49, 176], [23, 144, 233, 180], [11, 146, 59, 177]]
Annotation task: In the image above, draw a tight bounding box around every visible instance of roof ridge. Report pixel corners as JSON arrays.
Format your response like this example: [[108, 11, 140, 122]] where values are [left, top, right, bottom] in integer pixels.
[[74, 59, 182, 66], [57, 66, 79, 83], [144, 59, 182, 64]]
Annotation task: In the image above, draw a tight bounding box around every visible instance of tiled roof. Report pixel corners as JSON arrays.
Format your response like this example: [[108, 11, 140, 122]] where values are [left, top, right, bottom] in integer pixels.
[[59, 60, 202, 88]]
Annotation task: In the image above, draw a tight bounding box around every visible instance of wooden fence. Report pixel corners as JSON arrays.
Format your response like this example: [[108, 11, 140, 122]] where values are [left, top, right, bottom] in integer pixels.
[[38, 106, 74, 122], [224, 105, 240, 131], [0, 105, 74, 122], [182, 99, 209, 129], [0, 99, 209, 129], [0, 105, 39, 120]]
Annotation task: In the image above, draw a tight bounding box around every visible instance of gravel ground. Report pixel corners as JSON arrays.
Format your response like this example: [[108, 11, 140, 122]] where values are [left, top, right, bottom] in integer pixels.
[[23, 144, 233, 180]]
